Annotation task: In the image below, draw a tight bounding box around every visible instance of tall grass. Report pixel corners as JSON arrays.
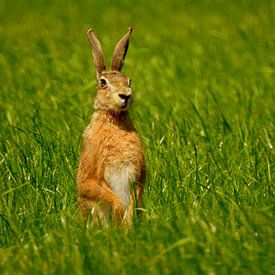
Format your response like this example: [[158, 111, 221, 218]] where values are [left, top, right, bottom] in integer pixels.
[[0, 0, 274, 274]]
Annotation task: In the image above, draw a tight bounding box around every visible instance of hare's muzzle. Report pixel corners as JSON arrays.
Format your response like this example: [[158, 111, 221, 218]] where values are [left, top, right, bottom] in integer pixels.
[[119, 94, 131, 108], [119, 94, 131, 101]]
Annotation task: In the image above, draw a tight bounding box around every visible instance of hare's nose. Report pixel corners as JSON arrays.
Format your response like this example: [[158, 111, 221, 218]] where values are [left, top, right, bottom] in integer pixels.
[[119, 94, 131, 102]]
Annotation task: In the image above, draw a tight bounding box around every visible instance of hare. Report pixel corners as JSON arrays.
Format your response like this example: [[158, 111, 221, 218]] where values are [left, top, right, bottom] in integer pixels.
[[77, 27, 146, 225]]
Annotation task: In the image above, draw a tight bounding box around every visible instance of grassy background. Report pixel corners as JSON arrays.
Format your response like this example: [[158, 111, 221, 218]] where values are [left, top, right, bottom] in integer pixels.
[[0, 0, 274, 274]]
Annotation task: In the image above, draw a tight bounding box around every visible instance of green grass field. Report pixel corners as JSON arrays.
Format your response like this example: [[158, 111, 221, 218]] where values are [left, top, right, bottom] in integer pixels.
[[0, 0, 274, 274]]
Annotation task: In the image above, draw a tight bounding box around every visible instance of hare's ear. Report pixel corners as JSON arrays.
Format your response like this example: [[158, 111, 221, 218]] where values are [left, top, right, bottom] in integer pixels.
[[87, 28, 106, 78], [111, 27, 133, 71]]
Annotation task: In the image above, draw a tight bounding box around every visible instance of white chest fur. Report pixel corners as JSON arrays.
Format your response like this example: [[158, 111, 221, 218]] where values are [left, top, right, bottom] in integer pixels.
[[104, 164, 136, 206]]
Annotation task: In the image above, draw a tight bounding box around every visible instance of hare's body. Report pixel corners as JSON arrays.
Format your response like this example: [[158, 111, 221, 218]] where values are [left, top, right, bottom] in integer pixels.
[[77, 110, 145, 220], [77, 28, 145, 224]]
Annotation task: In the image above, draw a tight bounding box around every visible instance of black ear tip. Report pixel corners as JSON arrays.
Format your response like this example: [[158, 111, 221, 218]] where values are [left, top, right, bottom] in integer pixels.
[[128, 27, 133, 34]]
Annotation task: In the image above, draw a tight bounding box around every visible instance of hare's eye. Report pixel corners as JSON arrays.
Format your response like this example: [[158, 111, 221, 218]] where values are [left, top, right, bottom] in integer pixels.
[[128, 79, 132, 87], [100, 78, 107, 87]]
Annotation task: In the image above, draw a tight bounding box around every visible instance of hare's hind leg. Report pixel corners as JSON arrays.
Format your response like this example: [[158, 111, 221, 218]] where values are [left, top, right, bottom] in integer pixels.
[[135, 183, 144, 217], [78, 196, 95, 220], [79, 199, 111, 224], [78, 178, 126, 222], [124, 182, 144, 224]]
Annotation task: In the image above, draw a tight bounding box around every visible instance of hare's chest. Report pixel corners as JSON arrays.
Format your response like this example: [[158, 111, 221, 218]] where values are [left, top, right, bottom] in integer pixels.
[[104, 164, 136, 206]]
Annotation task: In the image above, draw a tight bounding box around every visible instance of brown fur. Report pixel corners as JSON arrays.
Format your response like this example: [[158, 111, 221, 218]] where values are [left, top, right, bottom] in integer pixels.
[[77, 28, 145, 225]]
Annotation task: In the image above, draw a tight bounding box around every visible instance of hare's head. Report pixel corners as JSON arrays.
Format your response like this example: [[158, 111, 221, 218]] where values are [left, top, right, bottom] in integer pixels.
[[87, 28, 133, 113]]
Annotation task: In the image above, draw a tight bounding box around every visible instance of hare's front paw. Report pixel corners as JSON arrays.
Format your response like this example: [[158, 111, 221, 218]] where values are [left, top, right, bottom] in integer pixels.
[[113, 200, 126, 221]]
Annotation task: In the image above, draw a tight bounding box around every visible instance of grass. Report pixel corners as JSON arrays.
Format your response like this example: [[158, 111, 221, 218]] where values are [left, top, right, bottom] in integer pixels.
[[0, 0, 274, 274]]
